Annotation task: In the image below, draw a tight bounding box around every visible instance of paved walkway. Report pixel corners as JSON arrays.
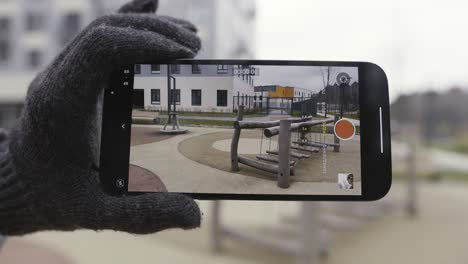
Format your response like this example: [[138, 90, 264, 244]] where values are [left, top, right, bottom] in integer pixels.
[[3, 182, 468, 264], [130, 125, 361, 195], [392, 141, 468, 172], [133, 110, 327, 122]]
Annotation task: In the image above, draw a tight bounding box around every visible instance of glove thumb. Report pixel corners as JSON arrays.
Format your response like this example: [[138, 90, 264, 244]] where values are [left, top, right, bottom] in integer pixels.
[[87, 192, 201, 234]]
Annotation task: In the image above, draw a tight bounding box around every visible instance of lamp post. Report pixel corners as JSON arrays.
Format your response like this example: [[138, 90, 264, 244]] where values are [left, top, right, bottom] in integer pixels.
[[336, 72, 351, 119], [161, 65, 187, 134]]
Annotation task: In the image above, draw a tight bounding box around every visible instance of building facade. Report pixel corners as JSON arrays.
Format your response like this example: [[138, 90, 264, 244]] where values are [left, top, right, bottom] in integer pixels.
[[253, 85, 314, 110], [0, 0, 256, 127], [134, 64, 256, 112], [0, 0, 95, 72]]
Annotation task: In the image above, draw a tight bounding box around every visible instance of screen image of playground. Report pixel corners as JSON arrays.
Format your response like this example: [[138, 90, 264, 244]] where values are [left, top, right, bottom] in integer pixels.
[[128, 64, 361, 195]]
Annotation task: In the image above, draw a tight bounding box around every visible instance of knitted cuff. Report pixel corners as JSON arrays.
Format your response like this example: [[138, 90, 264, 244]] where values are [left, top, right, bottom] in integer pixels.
[[0, 129, 8, 153], [0, 152, 36, 235]]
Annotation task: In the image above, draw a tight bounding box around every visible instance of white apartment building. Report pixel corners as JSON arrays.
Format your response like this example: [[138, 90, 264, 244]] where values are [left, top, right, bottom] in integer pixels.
[[0, 0, 256, 72], [0, 0, 95, 72], [134, 64, 256, 112], [0, 0, 256, 127]]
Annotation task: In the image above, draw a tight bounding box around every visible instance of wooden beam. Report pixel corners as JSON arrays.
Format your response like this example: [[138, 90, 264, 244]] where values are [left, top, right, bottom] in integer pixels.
[[267, 150, 311, 159], [264, 118, 334, 138], [256, 154, 296, 166], [234, 117, 313, 129], [238, 155, 279, 174], [231, 106, 244, 171], [278, 120, 292, 188], [293, 141, 340, 148], [291, 145, 320, 153]]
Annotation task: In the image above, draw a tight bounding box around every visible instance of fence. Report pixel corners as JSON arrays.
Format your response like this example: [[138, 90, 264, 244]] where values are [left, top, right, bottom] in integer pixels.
[[233, 95, 357, 117], [233, 96, 319, 116]]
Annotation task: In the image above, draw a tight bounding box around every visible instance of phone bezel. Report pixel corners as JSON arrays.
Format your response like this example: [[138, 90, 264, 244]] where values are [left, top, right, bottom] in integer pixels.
[[100, 60, 392, 201]]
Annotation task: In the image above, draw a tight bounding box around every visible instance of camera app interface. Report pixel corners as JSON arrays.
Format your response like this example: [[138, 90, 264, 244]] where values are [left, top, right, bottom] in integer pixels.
[[129, 64, 361, 195]]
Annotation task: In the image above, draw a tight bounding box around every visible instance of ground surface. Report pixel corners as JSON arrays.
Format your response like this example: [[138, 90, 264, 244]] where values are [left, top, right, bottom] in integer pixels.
[[128, 165, 167, 192], [3, 182, 468, 264], [130, 127, 175, 146], [129, 125, 361, 195], [178, 130, 361, 183]]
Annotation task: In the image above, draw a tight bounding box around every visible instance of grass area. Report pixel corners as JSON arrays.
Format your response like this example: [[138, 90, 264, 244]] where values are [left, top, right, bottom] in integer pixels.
[[326, 112, 360, 120], [178, 119, 234, 127], [451, 135, 468, 155], [304, 125, 360, 135], [290, 110, 318, 117], [427, 134, 468, 156], [137, 110, 266, 118], [133, 117, 233, 128], [392, 170, 468, 183], [132, 118, 156, 125], [133, 117, 361, 133]]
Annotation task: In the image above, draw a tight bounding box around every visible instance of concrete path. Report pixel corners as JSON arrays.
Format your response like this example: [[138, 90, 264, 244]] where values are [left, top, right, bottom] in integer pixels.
[[392, 141, 468, 172], [130, 125, 361, 195], [3, 182, 468, 264]]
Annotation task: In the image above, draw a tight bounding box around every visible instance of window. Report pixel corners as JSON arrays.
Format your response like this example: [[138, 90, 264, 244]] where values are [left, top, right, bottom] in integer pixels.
[[28, 50, 41, 68], [60, 13, 81, 45], [217, 64, 228, 74], [0, 41, 9, 62], [191, 89, 202, 106], [170, 64, 180, 74], [192, 64, 202, 74], [151, 89, 160, 104], [151, 64, 160, 74], [169, 89, 181, 105], [0, 18, 10, 33], [134, 64, 141, 74], [25, 12, 44, 32], [217, 90, 228, 107]]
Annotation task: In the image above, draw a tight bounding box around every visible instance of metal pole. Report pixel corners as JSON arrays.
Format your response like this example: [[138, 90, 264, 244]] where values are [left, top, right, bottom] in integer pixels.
[[167, 65, 171, 114], [296, 202, 321, 264], [339, 83, 346, 118], [171, 76, 176, 113], [406, 144, 418, 217], [0, 235, 6, 253], [211, 201, 222, 253], [278, 119, 291, 188], [334, 114, 340, 152]]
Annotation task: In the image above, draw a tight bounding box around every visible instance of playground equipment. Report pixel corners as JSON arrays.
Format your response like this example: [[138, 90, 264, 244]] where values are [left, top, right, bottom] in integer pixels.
[[231, 106, 338, 188], [160, 70, 187, 134]]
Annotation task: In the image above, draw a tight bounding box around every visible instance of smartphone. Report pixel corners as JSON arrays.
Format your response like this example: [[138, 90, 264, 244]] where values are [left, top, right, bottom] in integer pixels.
[[100, 60, 391, 201]]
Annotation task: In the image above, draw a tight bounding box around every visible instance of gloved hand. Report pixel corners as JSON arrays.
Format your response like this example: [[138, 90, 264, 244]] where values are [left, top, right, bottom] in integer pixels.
[[0, 0, 202, 236]]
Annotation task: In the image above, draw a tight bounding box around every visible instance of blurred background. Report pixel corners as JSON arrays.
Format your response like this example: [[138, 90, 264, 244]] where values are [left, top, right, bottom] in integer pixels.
[[1, 0, 468, 263]]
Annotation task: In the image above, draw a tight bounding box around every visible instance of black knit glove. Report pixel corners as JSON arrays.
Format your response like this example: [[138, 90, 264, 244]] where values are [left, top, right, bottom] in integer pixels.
[[0, 0, 202, 236]]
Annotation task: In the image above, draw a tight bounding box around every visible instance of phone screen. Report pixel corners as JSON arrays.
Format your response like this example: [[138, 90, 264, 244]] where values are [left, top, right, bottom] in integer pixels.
[[128, 64, 361, 195]]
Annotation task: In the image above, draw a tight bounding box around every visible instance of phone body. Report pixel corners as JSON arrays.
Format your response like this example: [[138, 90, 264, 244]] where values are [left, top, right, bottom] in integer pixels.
[[100, 60, 391, 201]]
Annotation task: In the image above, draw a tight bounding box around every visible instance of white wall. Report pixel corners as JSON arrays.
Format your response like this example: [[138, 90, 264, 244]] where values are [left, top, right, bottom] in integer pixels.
[[134, 76, 246, 112]]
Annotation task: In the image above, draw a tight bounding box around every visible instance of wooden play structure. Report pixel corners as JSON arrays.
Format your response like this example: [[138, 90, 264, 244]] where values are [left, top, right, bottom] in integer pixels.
[[231, 106, 339, 188]]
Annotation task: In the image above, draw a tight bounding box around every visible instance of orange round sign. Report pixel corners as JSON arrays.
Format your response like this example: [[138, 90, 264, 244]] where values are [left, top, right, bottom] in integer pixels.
[[334, 119, 356, 141]]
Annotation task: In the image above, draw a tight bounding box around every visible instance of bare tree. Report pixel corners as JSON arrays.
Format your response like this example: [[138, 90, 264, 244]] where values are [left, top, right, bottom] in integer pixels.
[[320, 66, 335, 89]]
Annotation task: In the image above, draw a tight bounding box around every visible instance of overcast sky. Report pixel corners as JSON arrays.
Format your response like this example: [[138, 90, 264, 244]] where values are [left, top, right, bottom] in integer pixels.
[[253, 66, 358, 92], [256, 0, 468, 101]]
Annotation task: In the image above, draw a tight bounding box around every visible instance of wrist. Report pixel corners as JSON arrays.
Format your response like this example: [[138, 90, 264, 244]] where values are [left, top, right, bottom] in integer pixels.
[[0, 152, 37, 235]]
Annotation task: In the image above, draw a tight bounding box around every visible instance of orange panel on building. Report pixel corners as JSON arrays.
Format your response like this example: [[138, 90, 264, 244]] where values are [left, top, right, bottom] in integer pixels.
[[268, 85, 295, 98]]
